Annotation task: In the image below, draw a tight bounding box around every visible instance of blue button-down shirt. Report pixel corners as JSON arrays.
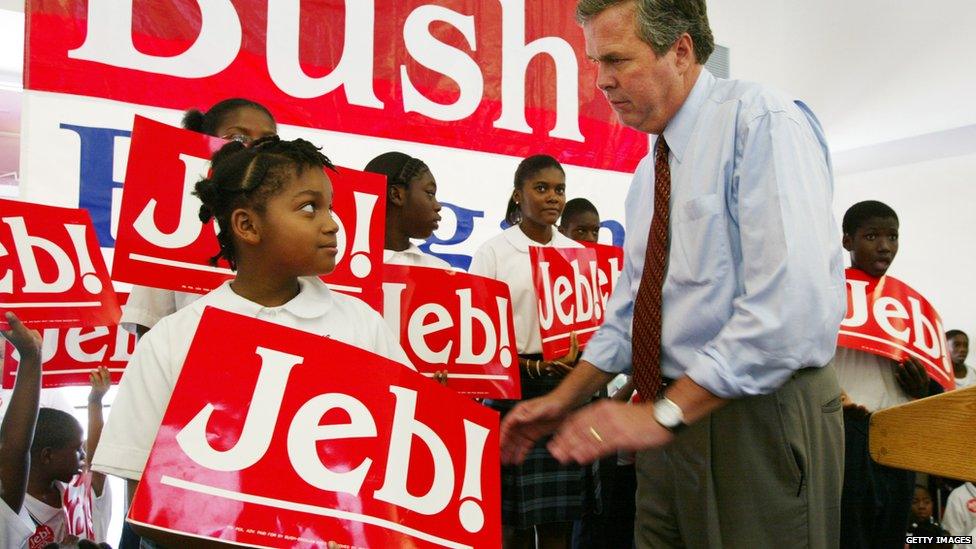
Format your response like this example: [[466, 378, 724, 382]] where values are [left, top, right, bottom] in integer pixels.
[[583, 69, 846, 399]]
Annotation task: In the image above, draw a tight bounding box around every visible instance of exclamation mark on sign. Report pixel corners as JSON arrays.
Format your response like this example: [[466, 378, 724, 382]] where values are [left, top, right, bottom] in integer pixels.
[[65, 224, 102, 294], [496, 297, 513, 368], [458, 420, 490, 533], [349, 192, 378, 278]]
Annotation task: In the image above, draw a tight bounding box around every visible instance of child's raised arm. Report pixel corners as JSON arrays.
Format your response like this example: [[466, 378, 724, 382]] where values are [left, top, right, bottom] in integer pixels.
[[0, 312, 43, 514], [87, 366, 111, 496]]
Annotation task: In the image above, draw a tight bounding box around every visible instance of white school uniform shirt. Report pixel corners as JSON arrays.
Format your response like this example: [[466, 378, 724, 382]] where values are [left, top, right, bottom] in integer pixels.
[[833, 346, 912, 413], [469, 226, 580, 355], [943, 482, 976, 541], [93, 276, 413, 481], [120, 285, 202, 334], [0, 481, 33, 549], [23, 476, 112, 544], [383, 244, 451, 269], [955, 364, 976, 390]]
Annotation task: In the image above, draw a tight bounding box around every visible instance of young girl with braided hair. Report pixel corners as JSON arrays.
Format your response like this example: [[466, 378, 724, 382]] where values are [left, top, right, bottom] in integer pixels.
[[93, 138, 413, 539], [121, 98, 278, 337], [469, 154, 583, 548], [364, 151, 449, 269]]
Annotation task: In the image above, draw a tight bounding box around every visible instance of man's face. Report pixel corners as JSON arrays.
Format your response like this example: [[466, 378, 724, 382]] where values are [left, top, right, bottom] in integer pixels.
[[583, 2, 684, 134], [948, 334, 969, 366]]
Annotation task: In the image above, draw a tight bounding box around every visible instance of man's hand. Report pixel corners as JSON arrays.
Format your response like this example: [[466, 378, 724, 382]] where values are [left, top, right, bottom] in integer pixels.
[[893, 357, 929, 399], [89, 366, 111, 403], [499, 393, 574, 465], [1, 312, 42, 364], [547, 400, 673, 464]]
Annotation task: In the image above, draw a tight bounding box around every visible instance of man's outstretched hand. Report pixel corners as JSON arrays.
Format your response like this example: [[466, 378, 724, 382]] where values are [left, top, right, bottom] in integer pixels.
[[499, 394, 572, 465], [548, 400, 673, 464]]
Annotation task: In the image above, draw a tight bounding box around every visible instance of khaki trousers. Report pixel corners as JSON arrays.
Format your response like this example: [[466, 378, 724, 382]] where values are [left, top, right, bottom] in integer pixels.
[[635, 365, 844, 548]]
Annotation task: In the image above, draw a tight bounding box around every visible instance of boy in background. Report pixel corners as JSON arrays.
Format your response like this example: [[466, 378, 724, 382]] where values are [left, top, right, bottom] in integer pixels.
[[836, 201, 931, 547]]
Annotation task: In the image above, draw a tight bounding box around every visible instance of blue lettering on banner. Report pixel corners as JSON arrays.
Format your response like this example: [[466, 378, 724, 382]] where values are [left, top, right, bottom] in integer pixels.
[[419, 202, 483, 270], [60, 123, 131, 248]]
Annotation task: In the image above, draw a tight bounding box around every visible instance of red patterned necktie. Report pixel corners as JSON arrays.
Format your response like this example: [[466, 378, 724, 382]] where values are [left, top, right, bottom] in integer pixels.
[[632, 136, 670, 400]]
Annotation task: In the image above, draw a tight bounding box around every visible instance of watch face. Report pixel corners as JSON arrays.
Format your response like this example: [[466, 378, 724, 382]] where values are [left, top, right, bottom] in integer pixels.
[[654, 399, 684, 428]]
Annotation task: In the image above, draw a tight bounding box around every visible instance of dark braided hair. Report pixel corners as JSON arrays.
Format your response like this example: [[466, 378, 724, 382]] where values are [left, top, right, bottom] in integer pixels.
[[363, 152, 431, 196], [193, 136, 335, 269], [505, 155, 565, 226], [182, 98, 275, 136]]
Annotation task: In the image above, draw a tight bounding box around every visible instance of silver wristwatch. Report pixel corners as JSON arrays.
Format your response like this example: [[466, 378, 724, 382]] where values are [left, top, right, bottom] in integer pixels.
[[653, 397, 686, 434]]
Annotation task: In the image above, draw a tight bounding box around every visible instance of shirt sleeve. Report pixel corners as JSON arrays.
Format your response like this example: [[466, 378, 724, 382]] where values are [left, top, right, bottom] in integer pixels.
[[684, 109, 846, 398], [120, 285, 178, 334], [941, 489, 969, 535], [92, 323, 176, 480], [581, 256, 635, 374]]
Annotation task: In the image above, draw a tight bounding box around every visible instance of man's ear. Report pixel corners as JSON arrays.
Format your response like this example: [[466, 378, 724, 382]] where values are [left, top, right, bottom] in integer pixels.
[[231, 208, 260, 246], [842, 233, 853, 251], [673, 33, 695, 73], [388, 184, 406, 207]]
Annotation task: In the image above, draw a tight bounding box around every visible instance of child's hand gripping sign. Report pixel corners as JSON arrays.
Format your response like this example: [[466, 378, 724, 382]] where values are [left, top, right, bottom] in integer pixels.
[[0, 199, 120, 330], [112, 116, 386, 311], [129, 307, 501, 548]]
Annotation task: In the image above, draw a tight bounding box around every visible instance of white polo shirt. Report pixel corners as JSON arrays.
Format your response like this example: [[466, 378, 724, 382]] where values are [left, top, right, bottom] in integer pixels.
[[93, 276, 413, 480], [383, 244, 451, 269], [120, 285, 202, 333], [833, 346, 912, 413], [23, 475, 112, 544], [469, 226, 580, 355]]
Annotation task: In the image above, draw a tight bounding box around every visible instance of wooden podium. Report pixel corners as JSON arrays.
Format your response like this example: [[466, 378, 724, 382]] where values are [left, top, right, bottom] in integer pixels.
[[869, 385, 976, 481]]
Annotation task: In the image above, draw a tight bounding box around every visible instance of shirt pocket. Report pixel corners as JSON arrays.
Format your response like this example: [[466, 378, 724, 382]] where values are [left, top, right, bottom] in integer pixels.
[[669, 193, 731, 286]]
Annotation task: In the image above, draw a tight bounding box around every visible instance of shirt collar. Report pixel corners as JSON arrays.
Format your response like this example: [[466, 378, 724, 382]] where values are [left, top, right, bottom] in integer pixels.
[[501, 225, 579, 253], [662, 68, 714, 163], [383, 243, 424, 261], [204, 276, 333, 320]]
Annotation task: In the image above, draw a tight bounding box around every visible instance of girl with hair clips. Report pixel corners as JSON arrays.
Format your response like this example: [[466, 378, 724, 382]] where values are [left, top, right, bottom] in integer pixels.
[[120, 98, 278, 338], [93, 137, 413, 548], [469, 155, 583, 549], [363, 151, 450, 269]]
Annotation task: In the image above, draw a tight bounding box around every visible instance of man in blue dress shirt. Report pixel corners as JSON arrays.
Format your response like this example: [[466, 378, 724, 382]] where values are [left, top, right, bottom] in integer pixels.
[[499, 1, 847, 546]]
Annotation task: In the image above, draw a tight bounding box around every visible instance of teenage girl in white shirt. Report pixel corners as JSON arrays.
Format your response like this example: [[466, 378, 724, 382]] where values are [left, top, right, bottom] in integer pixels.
[[121, 98, 278, 337], [469, 155, 582, 549], [94, 137, 412, 546]]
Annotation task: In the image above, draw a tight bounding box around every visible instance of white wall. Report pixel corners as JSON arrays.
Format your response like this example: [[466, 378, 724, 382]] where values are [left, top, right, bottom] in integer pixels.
[[709, 0, 976, 350]]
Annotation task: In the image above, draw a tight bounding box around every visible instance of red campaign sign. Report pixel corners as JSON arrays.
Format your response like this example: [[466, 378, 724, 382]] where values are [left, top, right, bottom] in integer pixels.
[[0, 199, 120, 330], [838, 268, 955, 391], [112, 116, 386, 311], [2, 294, 134, 389], [383, 265, 520, 399], [25, 0, 647, 173], [129, 307, 501, 548], [581, 241, 624, 313], [529, 246, 602, 360]]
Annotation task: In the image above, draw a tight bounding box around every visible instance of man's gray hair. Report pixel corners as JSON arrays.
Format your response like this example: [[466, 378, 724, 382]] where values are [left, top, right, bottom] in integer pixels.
[[576, 0, 714, 64]]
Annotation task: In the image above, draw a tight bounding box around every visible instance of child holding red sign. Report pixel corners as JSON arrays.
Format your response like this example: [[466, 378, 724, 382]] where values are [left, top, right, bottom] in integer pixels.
[[366, 152, 453, 386], [22, 367, 111, 546], [558, 198, 601, 244], [121, 98, 278, 337], [94, 138, 413, 544], [0, 313, 43, 548], [836, 200, 931, 548], [470, 155, 583, 548]]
